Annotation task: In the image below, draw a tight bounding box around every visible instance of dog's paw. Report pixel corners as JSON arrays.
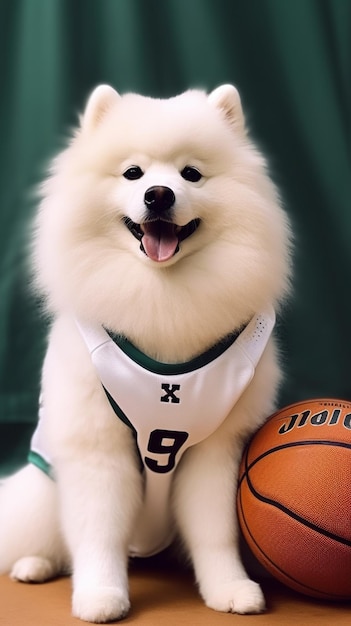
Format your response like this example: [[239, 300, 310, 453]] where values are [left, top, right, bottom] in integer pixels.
[[72, 586, 130, 623], [10, 556, 56, 583], [203, 579, 265, 614]]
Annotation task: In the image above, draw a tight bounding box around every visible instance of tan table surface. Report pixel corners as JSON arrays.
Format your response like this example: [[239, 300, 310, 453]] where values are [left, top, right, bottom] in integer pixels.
[[1, 555, 350, 625]]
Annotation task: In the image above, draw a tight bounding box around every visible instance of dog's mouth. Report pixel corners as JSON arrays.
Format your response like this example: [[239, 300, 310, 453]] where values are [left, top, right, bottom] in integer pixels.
[[123, 217, 201, 262]]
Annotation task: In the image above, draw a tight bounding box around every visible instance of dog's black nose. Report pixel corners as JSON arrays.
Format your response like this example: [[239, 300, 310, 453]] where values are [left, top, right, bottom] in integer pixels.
[[144, 186, 175, 213]]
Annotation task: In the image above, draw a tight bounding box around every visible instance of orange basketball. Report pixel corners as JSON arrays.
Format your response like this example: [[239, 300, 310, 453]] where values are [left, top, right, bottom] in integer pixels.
[[237, 398, 351, 600]]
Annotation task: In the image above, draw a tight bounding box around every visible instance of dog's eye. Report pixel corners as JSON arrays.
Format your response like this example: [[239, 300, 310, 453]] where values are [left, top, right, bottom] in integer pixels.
[[180, 166, 202, 183], [123, 166, 144, 180]]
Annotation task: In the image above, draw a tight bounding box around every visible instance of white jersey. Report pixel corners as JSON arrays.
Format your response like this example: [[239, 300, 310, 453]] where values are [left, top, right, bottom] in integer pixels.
[[30, 307, 275, 557]]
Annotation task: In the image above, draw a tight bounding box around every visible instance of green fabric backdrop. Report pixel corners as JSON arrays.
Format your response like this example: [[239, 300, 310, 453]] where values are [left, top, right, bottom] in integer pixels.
[[0, 0, 350, 475]]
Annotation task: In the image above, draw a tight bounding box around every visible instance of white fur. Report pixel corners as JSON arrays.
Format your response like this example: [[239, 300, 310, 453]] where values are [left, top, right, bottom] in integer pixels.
[[0, 85, 291, 622]]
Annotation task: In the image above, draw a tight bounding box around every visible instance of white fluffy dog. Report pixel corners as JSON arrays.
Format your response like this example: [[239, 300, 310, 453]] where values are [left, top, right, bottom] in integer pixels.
[[0, 84, 291, 622]]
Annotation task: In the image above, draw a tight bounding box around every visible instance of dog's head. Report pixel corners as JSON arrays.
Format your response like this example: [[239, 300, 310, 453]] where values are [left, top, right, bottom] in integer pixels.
[[68, 83, 250, 267]]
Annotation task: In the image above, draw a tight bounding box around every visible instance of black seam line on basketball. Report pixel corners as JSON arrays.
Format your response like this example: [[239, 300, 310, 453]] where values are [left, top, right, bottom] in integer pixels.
[[238, 452, 332, 600], [242, 442, 351, 549], [237, 483, 348, 600], [238, 444, 350, 600], [238, 440, 351, 489]]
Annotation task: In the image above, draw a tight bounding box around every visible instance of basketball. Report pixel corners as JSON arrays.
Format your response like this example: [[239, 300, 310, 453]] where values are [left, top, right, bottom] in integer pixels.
[[237, 398, 351, 600]]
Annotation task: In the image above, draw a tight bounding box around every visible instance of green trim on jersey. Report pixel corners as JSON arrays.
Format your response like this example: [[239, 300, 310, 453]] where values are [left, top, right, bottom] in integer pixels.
[[103, 386, 136, 434], [28, 450, 54, 479], [103, 387, 143, 469], [107, 327, 244, 376]]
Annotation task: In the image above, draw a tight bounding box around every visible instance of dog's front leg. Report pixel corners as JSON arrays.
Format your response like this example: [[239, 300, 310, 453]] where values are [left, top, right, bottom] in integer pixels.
[[57, 451, 142, 623], [173, 424, 265, 615], [40, 319, 143, 622]]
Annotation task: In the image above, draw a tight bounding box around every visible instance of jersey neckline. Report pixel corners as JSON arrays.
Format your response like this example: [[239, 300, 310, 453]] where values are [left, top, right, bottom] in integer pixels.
[[105, 326, 246, 376]]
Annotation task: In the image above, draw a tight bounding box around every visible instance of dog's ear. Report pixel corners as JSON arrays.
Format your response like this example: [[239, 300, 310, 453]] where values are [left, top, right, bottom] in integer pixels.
[[82, 85, 121, 132], [208, 84, 245, 132]]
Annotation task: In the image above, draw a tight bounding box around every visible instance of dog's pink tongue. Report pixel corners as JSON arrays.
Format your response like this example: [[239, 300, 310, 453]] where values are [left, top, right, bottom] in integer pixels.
[[142, 222, 178, 262]]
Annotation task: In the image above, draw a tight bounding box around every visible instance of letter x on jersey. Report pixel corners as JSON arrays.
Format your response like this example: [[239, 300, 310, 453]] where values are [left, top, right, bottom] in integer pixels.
[[160, 384, 181, 404]]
